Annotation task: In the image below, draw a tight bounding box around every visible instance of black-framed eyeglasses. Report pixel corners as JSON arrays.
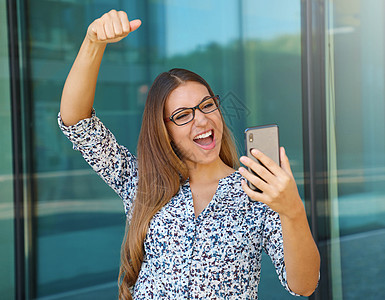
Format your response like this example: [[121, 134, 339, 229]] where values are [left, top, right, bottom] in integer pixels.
[[164, 95, 221, 126]]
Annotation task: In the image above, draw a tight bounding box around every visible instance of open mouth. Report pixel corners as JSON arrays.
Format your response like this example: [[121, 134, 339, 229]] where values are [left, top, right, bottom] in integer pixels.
[[193, 130, 215, 149]]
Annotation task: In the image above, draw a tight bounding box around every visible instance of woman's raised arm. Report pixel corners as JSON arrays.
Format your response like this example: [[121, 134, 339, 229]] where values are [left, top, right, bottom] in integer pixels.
[[60, 10, 141, 126]]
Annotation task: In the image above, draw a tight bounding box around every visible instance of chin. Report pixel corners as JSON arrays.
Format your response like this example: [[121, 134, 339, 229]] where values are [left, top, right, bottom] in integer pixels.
[[186, 149, 221, 166]]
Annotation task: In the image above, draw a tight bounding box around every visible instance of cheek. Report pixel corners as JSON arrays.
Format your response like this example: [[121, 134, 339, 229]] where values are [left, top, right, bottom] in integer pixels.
[[166, 125, 190, 146], [213, 114, 224, 134]]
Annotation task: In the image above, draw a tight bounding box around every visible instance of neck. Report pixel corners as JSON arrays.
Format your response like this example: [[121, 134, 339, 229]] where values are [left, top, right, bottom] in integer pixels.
[[186, 157, 235, 185]]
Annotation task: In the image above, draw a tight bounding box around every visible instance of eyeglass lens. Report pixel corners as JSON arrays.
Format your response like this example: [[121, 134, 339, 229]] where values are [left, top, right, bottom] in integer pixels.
[[172, 96, 219, 125]]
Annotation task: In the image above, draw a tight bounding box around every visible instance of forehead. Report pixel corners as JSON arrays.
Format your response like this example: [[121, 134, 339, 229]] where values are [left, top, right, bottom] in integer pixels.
[[165, 81, 210, 114]]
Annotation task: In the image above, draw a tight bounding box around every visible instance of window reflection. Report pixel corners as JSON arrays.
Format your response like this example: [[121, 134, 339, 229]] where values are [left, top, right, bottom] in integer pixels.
[[27, 0, 303, 298], [327, 0, 385, 298]]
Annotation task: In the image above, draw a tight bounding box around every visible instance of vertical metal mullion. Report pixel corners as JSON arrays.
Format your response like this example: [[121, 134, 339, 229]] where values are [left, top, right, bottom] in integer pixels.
[[301, 0, 330, 299], [6, 0, 25, 298], [301, 0, 318, 240]]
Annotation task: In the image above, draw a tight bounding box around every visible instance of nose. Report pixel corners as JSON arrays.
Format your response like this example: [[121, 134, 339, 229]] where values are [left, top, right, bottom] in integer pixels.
[[193, 109, 209, 127]]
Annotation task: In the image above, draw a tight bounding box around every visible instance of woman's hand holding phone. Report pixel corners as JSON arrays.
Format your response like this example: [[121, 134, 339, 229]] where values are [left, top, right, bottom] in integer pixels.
[[239, 147, 304, 219]]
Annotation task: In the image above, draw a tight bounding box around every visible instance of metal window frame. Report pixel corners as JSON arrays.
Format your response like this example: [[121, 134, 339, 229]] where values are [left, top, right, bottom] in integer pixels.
[[7, 0, 34, 298], [7, 0, 26, 298], [301, 0, 332, 299]]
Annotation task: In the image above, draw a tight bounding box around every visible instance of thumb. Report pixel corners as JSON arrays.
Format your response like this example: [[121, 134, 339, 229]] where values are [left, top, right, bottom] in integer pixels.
[[129, 19, 142, 32], [280, 147, 293, 177]]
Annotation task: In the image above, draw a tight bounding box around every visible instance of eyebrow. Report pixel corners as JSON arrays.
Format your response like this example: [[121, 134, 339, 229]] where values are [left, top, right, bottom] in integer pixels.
[[170, 95, 211, 115]]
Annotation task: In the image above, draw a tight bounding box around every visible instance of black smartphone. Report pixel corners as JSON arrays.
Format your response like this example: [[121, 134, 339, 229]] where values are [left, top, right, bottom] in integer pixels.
[[244, 124, 280, 192]]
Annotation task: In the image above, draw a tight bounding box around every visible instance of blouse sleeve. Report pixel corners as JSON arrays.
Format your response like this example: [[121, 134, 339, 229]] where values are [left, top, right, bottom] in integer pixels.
[[57, 109, 138, 217], [262, 206, 301, 297]]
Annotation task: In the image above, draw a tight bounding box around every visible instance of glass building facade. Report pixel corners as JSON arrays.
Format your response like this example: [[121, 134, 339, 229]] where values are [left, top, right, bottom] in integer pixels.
[[1, 0, 384, 299]]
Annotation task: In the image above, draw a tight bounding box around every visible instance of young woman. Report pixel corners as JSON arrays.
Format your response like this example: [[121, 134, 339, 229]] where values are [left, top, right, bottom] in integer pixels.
[[59, 10, 320, 300]]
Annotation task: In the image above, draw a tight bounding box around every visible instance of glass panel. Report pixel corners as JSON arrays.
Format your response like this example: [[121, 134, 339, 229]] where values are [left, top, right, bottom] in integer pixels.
[[326, 0, 385, 298], [28, 1, 132, 298], [0, 0, 15, 298], [27, 0, 304, 298]]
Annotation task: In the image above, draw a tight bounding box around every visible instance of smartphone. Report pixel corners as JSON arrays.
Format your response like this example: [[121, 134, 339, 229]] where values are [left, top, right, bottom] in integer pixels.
[[244, 124, 280, 192]]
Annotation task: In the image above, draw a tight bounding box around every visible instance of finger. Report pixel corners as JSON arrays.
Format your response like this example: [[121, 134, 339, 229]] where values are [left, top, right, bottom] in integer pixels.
[[280, 147, 294, 177], [110, 10, 123, 35], [118, 11, 131, 33], [250, 149, 282, 176], [88, 24, 98, 39], [239, 156, 277, 184], [238, 167, 271, 193], [129, 19, 142, 32], [95, 20, 107, 41], [103, 17, 115, 39], [241, 179, 267, 203]]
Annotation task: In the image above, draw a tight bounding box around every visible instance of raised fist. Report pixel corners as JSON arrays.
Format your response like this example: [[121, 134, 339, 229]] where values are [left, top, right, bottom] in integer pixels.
[[86, 10, 141, 44]]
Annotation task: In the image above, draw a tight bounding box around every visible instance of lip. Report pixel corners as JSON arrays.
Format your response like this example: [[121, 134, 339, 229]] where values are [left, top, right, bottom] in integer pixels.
[[193, 129, 216, 150]]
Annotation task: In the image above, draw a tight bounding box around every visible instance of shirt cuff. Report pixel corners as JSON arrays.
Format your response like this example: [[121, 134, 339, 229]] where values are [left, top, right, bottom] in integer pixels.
[[57, 109, 106, 150]]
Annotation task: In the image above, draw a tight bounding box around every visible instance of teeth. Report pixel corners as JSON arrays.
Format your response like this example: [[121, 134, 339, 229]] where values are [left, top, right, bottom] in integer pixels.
[[194, 130, 212, 140]]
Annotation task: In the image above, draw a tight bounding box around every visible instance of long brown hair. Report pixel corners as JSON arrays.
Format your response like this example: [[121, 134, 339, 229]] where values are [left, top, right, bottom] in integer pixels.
[[118, 68, 238, 299]]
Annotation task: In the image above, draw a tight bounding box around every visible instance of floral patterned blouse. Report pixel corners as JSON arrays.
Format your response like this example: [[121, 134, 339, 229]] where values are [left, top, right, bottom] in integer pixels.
[[58, 110, 299, 299]]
